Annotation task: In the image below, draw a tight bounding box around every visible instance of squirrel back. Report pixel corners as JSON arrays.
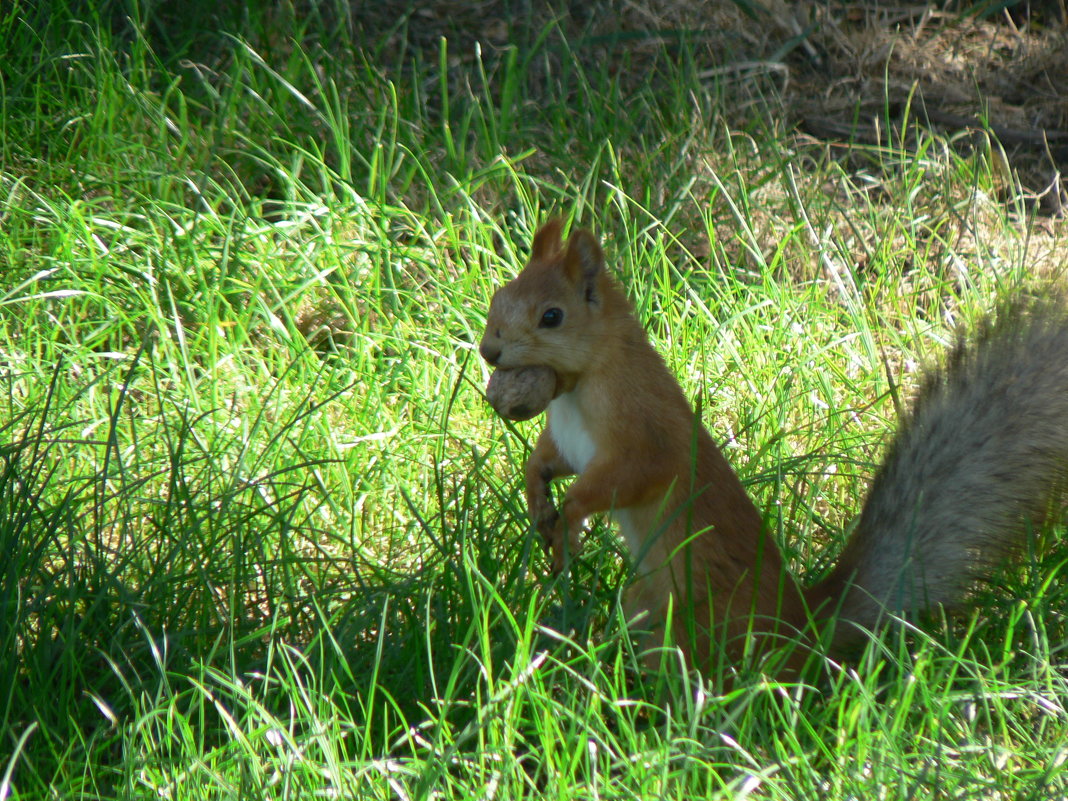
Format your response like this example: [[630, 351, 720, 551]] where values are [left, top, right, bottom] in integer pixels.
[[482, 221, 1068, 669]]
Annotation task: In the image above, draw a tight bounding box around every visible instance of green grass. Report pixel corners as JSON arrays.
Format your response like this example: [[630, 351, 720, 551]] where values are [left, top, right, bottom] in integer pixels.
[[2, 0, 1068, 798]]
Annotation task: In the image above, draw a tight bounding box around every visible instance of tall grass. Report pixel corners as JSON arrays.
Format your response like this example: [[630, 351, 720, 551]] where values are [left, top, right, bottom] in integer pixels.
[[2, 0, 1067, 798]]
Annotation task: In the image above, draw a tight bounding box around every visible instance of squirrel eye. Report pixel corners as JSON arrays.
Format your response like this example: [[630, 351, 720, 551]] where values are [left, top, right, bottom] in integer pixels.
[[539, 308, 564, 328]]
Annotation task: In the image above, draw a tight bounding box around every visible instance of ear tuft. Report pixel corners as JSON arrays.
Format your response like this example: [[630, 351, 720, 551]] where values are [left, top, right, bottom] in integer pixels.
[[530, 219, 565, 260], [563, 229, 604, 292]]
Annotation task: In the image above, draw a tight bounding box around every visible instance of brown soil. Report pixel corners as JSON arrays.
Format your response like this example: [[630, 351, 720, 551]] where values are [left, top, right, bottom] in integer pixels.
[[356, 1, 1068, 215]]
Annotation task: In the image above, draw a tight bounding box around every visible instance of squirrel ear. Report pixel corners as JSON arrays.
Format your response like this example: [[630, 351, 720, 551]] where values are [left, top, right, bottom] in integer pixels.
[[563, 229, 604, 302], [530, 219, 565, 260]]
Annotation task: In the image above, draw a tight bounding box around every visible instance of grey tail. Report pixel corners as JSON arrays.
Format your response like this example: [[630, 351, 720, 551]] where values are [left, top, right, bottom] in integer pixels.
[[808, 299, 1068, 647]]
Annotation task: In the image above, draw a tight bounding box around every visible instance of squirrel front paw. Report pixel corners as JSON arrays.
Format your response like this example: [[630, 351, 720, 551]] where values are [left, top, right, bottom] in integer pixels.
[[532, 507, 558, 554], [529, 502, 581, 575], [545, 515, 583, 576]]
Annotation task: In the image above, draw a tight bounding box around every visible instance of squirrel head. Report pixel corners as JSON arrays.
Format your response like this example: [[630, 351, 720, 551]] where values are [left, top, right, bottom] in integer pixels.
[[480, 220, 619, 379]]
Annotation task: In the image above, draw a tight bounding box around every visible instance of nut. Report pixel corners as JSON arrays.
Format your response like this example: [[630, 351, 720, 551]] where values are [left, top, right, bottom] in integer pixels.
[[486, 366, 558, 421]]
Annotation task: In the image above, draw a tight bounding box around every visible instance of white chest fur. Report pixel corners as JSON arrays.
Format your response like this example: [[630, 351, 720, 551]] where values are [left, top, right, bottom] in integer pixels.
[[548, 394, 650, 565], [548, 392, 597, 472]]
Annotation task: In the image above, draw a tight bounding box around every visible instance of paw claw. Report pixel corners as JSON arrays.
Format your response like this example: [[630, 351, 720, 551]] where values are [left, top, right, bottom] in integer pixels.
[[534, 510, 559, 550]]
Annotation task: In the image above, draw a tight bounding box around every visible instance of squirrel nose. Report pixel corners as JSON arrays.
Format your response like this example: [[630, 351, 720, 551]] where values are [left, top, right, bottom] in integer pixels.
[[480, 342, 501, 365]]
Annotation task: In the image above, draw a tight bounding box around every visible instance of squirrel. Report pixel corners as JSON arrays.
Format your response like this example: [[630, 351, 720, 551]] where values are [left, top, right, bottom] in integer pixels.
[[479, 219, 1068, 673]]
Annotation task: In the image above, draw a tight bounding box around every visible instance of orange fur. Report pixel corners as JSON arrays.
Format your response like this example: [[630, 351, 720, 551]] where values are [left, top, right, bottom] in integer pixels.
[[481, 222, 807, 667], [481, 221, 1068, 673]]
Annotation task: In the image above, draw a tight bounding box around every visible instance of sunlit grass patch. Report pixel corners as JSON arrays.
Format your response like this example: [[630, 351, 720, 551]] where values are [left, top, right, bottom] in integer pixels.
[[2, 0, 1068, 798]]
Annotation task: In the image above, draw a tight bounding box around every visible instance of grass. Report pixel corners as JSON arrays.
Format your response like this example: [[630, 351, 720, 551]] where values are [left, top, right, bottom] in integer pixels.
[[2, 0, 1068, 798]]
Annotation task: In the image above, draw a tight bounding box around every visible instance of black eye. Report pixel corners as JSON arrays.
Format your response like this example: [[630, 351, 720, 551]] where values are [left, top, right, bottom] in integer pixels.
[[539, 308, 564, 328]]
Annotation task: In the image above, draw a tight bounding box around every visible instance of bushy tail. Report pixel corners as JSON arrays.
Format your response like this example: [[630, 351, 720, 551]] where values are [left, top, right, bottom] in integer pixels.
[[810, 300, 1068, 646]]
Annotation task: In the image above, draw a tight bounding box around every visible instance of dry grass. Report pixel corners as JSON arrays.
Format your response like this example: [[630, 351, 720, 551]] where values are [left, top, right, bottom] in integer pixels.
[[345, 0, 1068, 303]]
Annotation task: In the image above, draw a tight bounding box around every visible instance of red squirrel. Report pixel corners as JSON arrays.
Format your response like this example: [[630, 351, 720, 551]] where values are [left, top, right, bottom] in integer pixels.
[[479, 220, 1068, 671]]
